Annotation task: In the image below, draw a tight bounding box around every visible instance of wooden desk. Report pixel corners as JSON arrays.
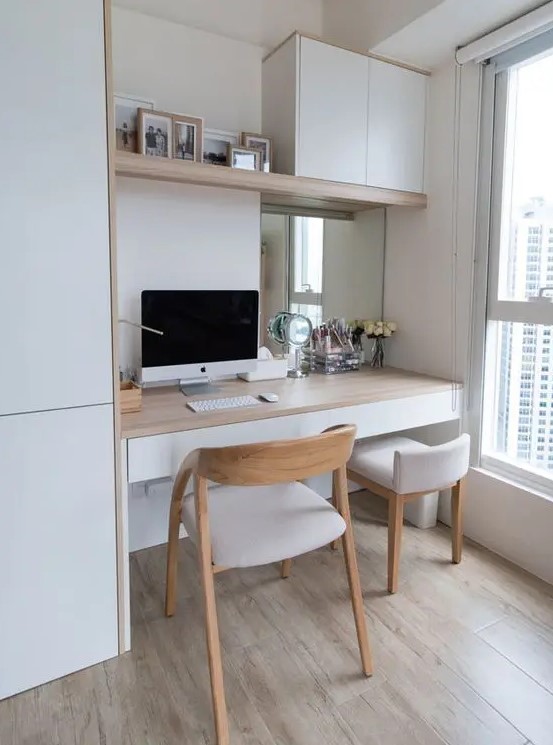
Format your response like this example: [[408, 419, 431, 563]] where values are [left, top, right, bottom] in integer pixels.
[[118, 366, 462, 651], [121, 367, 458, 439]]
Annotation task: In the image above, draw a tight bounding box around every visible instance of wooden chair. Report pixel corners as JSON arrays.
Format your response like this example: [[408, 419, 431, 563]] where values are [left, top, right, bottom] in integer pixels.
[[346, 434, 470, 594], [165, 424, 372, 745]]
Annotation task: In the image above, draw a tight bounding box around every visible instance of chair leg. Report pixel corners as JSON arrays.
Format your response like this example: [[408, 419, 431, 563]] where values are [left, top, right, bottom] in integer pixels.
[[196, 478, 230, 745], [388, 494, 404, 594], [165, 499, 181, 617], [281, 558, 292, 578], [330, 484, 338, 551], [451, 478, 465, 564], [334, 467, 373, 677]]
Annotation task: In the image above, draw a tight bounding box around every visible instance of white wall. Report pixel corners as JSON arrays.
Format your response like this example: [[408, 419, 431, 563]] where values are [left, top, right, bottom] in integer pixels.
[[112, 7, 262, 132], [383, 58, 553, 585], [117, 179, 261, 371], [113, 0, 323, 51], [113, 7, 263, 550]]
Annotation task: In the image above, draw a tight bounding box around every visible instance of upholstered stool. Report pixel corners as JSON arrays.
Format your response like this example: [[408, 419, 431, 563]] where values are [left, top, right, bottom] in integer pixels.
[[347, 434, 470, 593]]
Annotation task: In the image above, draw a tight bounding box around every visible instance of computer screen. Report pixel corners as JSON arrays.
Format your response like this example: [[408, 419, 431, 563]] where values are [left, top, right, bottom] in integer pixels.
[[141, 290, 259, 370]]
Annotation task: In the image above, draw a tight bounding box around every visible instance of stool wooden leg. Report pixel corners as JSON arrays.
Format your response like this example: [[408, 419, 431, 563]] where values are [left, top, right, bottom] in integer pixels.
[[335, 466, 373, 677], [196, 477, 230, 745], [281, 558, 292, 578], [388, 494, 404, 594], [451, 478, 465, 564], [165, 499, 181, 617]]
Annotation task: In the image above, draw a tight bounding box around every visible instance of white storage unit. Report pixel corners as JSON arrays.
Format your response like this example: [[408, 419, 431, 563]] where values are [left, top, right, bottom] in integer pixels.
[[298, 38, 369, 184], [0, 0, 118, 699], [262, 34, 428, 193], [366, 59, 427, 193], [0, 406, 118, 700]]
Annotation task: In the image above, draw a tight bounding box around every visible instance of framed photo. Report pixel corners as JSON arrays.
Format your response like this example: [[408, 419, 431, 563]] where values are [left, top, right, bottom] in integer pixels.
[[228, 145, 263, 172], [114, 94, 154, 153], [138, 108, 173, 159], [203, 128, 239, 166], [241, 132, 273, 172], [173, 114, 203, 162]]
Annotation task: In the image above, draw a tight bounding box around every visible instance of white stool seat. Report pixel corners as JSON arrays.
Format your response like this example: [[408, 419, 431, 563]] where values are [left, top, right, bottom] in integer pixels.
[[181, 482, 346, 568], [349, 434, 471, 495], [348, 437, 428, 491]]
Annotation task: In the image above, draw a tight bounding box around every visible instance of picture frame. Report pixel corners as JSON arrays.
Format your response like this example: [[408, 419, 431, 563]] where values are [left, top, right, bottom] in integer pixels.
[[173, 113, 204, 162], [240, 132, 273, 172], [137, 108, 173, 159], [228, 145, 263, 172], [203, 128, 239, 166], [114, 94, 155, 153]]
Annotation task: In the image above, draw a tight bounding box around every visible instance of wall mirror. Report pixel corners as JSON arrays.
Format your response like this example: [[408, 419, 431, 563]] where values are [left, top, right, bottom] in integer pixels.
[[260, 209, 386, 353]]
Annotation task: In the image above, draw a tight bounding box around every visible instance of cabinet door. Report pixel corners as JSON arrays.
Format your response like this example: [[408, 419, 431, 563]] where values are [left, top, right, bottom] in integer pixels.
[[298, 38, 369, 184], [366, 60, 427, 192], [0, 405, 118, 700], [0, 0, 113, 416]]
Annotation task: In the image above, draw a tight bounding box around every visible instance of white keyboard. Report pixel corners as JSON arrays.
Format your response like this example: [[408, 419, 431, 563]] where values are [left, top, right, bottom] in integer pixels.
[[187, 395, 261, 413]]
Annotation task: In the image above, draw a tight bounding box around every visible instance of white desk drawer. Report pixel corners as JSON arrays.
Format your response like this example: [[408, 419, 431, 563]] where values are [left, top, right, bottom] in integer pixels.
[[126, 391, 461, 483]]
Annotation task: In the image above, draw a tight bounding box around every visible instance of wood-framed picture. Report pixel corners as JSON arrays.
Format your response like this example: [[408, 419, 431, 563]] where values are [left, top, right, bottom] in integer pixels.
[[228, 145, 263, 172], [114, 94, 155, 153], [173, 113, 204, 162], [137, 108, 173, 158], [240, 132, 273, 172], [203, 128, 239, 166]]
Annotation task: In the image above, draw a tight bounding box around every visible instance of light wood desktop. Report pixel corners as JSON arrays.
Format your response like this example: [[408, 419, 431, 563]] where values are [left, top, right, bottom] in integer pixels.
[[121, 366, 457, 439]]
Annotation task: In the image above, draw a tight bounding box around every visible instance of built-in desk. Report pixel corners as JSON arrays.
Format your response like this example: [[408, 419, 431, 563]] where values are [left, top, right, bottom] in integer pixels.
[[118, 367, 462, 649]]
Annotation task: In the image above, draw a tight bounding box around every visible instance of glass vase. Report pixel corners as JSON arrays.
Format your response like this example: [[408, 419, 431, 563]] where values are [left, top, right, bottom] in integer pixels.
[[370, 337, 385, 368]]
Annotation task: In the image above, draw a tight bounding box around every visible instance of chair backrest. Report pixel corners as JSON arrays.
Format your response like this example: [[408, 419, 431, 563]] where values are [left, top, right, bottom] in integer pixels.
[[393, 433, 470, 495], [195, 424, 357, 486]]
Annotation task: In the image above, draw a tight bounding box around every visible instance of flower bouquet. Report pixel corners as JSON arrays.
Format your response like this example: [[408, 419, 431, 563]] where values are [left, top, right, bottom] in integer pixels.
[[351, 320, 398, 367]]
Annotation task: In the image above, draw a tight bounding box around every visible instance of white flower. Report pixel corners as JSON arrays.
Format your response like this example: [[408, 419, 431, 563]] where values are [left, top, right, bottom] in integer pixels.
[[374, 326, 383, 336], [383, 328, 392, 337], [387, 322, 397, 332], [365, 322, 375, 335]]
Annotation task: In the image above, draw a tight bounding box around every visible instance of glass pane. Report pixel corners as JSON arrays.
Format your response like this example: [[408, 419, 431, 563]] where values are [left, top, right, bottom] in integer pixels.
[[497, 52, 553, 301], [484, 321, 553, 472], [292, 217, 323, 294], [290, 302, 322, 328]]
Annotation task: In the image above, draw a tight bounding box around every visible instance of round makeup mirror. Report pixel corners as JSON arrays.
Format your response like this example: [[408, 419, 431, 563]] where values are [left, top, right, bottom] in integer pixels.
[[267, 311, 313, 378]]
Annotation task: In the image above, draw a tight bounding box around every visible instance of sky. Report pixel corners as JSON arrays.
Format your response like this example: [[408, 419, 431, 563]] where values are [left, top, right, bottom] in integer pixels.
[[509, 51, 553, 206]]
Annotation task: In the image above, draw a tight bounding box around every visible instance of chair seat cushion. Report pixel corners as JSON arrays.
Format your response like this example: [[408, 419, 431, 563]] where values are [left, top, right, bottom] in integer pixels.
[[348, 436, 429, 490], [181, 482, 346, 568]]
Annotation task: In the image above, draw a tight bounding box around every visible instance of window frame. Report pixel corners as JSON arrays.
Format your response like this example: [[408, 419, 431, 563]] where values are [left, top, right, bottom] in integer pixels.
[[471, 46, 553, 495]]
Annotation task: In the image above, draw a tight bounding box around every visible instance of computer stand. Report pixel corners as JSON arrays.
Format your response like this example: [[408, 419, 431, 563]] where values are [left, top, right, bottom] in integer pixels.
[[179, 379, 221, 397]]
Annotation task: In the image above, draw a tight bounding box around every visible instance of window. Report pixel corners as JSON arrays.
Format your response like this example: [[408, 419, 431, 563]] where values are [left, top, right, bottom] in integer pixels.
[[481, 48, 553, 486], [289, 217, 324, 327]]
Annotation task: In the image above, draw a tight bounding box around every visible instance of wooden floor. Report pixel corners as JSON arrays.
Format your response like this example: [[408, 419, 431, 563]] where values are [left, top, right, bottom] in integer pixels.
[[2, 492, 553, 745]]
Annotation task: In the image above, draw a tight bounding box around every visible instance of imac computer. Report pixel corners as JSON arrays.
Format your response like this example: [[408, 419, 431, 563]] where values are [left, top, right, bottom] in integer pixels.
[[141, 290, 259, 394]]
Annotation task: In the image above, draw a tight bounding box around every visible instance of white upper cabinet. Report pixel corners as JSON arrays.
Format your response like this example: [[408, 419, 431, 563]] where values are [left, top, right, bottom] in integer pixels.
[[0, 0, 113, 416], [366, 59, 427, 193], [262, 34, 427, 194], [298, 38, 369, 184]]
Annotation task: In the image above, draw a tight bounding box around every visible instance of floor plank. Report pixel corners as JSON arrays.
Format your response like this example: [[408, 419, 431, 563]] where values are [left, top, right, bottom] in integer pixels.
[[478, 613, 553, 694], [1, 491, 552, 745]]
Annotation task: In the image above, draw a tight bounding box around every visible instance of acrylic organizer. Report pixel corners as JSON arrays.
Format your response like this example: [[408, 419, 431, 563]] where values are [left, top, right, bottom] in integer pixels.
[[307, 318, 361, 375]]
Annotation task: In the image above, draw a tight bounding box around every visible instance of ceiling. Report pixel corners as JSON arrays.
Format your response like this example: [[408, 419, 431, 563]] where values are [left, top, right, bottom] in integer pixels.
[[372, 0, 549, 68], [113, 0, 551, 67], [112, 0, 323, 49]]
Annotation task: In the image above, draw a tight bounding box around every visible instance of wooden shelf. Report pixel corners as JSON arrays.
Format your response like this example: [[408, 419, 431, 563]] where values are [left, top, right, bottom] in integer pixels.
[[115, 152, 427, 214]]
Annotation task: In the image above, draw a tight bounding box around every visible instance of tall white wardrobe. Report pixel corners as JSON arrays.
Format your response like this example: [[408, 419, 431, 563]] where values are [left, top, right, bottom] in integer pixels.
[[0, 0, 118, 699]]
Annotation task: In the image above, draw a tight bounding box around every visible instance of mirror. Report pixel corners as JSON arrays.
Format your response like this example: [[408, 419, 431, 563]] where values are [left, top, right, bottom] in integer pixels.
[[267, 311, 313, 378], [261, 210, 385, 355]]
